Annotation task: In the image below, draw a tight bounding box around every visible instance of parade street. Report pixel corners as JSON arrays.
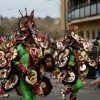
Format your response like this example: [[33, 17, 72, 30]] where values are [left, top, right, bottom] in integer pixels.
[[0, 73, 100, 100]]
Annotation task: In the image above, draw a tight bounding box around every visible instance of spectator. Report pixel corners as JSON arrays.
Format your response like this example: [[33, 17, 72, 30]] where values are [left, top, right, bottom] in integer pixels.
[[87, 63, 96, 79], [89, 41, 99, 59], [88, 41, 99, 79], [96, 37, 100, 56], [95, 56, 100, 78]]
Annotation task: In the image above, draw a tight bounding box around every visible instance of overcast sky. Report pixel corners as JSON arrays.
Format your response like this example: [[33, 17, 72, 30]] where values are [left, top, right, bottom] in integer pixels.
[[0, 0, 60, 18]]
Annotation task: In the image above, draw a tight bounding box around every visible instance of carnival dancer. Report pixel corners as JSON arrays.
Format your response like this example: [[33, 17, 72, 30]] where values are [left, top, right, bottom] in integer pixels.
[[12, 9, 53, 100], [59, 28, 96, 100], [60, 47, 88, 100]]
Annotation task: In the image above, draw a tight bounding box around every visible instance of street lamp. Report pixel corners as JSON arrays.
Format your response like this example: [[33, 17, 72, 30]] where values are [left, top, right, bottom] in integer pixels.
[[47, 0, 60, 17], [47, 0, 60, 6], [0, 9, 11, 25], [47, 0, 67, 37]]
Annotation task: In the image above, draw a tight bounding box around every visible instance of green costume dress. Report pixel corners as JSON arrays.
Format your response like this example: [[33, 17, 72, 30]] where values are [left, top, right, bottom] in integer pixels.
[[14, 44, 36, 100]]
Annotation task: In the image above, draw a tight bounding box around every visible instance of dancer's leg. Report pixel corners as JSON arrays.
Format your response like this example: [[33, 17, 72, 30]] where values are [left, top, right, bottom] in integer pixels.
[[15, 76, 36, 100]]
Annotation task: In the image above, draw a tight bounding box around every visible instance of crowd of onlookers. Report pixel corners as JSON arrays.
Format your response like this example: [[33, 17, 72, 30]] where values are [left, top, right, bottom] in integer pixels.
[[87, 37, 100, 79]]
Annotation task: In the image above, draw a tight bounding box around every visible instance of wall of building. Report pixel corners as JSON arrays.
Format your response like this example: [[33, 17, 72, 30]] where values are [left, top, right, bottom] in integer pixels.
[[73, 19, 100, 40], [66, 0, 100, 41]]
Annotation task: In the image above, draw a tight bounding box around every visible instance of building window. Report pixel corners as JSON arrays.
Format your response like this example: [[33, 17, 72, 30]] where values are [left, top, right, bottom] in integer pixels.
[[78, 32, 80, 36], [81, 31, 84, 37], [78, 31, 84, 38], [86, 30, 90, 39], [68, 1, 71, 12], [79, 31, 84, 37], [92, 30, 95, 39]]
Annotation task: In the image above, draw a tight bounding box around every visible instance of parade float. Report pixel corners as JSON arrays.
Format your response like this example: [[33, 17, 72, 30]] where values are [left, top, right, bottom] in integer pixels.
[[0, 8, 97, 100]]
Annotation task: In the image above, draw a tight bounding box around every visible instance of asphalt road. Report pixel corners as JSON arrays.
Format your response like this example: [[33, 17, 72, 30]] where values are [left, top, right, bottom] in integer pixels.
[[0, 73, 100, 100]]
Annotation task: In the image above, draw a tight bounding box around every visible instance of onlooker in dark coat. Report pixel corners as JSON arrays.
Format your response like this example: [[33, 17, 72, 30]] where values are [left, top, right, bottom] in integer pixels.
[[88, 41, 99, 79], [89, 41, 99, 59], [95, 56, 100, 78]]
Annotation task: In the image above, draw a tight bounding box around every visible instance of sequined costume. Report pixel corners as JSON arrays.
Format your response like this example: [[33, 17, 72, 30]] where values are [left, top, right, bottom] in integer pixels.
[[0, 9, 97, 100]]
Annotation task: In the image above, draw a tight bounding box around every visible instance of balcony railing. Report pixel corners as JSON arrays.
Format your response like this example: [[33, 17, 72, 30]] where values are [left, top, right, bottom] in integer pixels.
[[67, 2, 100, 21]]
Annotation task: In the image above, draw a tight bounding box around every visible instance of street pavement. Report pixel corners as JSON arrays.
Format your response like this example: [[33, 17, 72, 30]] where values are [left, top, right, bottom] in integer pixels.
[[0, 72, 100, 100]]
